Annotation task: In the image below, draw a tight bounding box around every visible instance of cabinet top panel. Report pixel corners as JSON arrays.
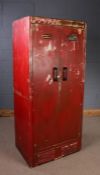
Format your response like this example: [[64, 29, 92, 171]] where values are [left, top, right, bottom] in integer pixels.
[[31, 16, 86, 29]]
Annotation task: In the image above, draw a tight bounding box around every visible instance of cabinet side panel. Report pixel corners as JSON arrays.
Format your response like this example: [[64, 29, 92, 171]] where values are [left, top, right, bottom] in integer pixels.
[[13, 17, 30, 97], [13, 17, 33, 166]]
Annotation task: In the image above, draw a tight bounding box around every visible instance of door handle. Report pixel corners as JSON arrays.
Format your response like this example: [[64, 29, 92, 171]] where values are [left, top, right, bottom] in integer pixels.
[[53, 67, 58, 81], [62, 67, 68, 81]]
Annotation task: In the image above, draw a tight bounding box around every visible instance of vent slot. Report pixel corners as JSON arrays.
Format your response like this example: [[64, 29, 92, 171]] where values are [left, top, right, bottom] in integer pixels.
[[42, 34, 52, 39]]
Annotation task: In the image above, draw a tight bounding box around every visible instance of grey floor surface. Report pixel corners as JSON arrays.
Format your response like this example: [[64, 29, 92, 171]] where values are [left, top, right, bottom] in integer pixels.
[[0, 117, 100, 175]]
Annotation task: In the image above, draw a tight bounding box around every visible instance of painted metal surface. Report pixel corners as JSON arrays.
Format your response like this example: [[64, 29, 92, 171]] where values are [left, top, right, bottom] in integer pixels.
[[13, 16, 86, 167]]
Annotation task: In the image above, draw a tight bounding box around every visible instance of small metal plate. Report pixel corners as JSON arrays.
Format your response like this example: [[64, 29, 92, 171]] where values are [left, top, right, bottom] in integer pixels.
[[68, 34, 78, 41]]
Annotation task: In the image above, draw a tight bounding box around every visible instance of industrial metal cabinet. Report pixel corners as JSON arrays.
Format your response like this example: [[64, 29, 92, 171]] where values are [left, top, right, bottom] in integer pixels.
[[13, 16, 86, 167]]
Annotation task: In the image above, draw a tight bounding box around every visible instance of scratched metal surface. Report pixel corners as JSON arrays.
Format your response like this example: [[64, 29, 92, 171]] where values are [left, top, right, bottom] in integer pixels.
[[13, 16, 86, 167]]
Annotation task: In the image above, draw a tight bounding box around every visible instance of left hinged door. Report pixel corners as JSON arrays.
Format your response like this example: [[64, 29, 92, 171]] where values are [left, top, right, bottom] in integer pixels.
[[31, 23, 61, 153]]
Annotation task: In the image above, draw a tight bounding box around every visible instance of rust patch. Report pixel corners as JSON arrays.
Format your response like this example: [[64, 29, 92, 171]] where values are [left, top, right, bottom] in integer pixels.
[[31, 16, 86, 29]]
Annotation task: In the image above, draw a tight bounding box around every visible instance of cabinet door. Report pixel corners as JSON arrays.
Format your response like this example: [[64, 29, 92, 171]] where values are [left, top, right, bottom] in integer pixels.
[[57, 26, 86, 142], [32, 24, 61, 151]]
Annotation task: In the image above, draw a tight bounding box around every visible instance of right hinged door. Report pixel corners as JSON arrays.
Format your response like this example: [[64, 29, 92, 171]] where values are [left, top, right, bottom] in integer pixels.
[[57, 25, 86, 143]]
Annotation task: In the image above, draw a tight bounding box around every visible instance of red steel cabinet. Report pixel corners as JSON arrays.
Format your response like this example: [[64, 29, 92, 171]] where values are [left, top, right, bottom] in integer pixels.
[[13, 16, 86, 167]]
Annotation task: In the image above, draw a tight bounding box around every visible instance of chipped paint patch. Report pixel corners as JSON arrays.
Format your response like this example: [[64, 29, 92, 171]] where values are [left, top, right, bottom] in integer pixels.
[[39, 40, 43, 44], [46, 74, 51, 82], [44, 41, 56, 52], [70, 42, 76, 51], [35, 23, 39, 31], [70, 142, 78, 146], [49, 79, 53, 85], [14, 90, 22, 96], [45, 74, 53, 85], [78, 28, 82, 35], [76, 70, 80, 76], [44, 42, 52, 52], [69, 67, 72, 71], [53, 46, 57, 51], [61, 43, 65, 47], [34, 52, 41, 57]]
